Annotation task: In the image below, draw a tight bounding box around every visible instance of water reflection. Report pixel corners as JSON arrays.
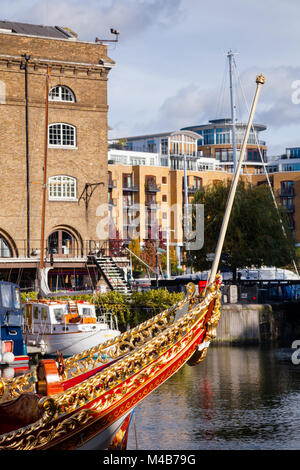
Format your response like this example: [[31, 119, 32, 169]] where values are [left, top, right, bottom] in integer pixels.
[[127, 346, 300, 450]]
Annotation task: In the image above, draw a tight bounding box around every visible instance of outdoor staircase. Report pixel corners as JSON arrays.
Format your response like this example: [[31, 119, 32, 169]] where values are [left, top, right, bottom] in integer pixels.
[[93, 256, 132, 295]]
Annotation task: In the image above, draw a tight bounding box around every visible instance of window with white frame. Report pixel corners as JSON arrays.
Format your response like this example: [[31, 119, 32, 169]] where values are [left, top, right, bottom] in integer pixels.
[[49, 85, 75, 102], [48, 123, 76, 148], [48, 176, 77, 201]]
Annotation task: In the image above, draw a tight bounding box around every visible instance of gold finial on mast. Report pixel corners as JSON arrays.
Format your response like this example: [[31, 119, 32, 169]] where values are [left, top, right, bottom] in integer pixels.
[[256, 74, 265, 84]]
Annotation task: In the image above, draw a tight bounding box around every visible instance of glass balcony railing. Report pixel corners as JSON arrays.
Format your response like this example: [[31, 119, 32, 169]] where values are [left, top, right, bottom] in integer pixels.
[[145, 183, 161, 192], [122, 183, 139, 191]]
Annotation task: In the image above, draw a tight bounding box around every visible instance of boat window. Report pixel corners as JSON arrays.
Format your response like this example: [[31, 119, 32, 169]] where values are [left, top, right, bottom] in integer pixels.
[[82, 307, 92, 316], [40, 307, 48, 321], [6, 313, 22, 327], [33, 306, 39, 319], [0, 283, 12, 308], [14, 287, 21, 309], [53, 308, 64, 322]]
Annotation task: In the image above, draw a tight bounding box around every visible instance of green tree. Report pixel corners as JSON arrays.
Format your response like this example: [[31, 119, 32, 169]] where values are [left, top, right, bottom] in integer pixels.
[[128, 238, 145, 275], [188, 180, 297, 281]]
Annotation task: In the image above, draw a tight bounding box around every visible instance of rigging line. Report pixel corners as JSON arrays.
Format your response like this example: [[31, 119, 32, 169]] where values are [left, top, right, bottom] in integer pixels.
[[234, 59, 299, 276], [85, 260, 94, 290], [214, 58, 228, 119], [17, 267, 23, 286]]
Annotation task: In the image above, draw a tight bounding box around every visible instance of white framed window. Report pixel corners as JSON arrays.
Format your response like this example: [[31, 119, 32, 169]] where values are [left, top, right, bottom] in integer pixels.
[[49, 85, 75, 102], [48, 123, 76, 148], [48, 175, 77, 201]]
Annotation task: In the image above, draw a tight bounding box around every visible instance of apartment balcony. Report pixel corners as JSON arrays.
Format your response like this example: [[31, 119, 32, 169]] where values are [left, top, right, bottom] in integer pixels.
[[145, 201, 158, 209], [182, 186, 202, 194], [145, 183, 161, 192], [170, 153, 201, 161], [123, 183, 139, 192], [108, 198, 116, 207], [108, 179, 117, 189], [123, 204, 139, 211]]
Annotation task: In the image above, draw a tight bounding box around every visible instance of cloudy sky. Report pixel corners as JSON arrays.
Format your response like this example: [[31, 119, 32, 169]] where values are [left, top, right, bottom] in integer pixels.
[[3, 0, 300, 154]]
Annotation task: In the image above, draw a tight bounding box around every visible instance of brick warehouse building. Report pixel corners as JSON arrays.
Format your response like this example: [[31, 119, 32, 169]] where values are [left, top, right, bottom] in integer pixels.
[[0, 21, 116, 291]]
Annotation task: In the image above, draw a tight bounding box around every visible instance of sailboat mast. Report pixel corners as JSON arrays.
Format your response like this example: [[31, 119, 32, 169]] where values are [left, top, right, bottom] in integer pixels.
[[40, 66, 50, 270], [208, 74, 265, 284], [228, 51, 237, 173], [183, 153, 189, 246]]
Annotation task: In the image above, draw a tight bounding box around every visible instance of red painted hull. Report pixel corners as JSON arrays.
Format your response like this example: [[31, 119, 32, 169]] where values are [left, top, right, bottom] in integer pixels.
[[39, 315, 207, 449], [0, 281, 221, 450]]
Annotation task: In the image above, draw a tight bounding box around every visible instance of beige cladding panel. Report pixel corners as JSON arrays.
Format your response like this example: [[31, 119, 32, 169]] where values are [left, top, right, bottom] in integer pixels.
[[108, 163, 300, 247]]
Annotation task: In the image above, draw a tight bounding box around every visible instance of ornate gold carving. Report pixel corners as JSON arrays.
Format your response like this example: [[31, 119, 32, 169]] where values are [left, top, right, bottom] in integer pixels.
[[0, 370, 37, 403], [256, 74, 265, 84], [0, 279, 222, 450], [187, 346, 209, 366]]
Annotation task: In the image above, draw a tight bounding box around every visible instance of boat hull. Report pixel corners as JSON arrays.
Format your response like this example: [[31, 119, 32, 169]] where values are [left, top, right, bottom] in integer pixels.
[[25, 329, 120, 356], [0, 281, 221, 450], [36, 308, 210, 450], [75, 409, 133, 450]]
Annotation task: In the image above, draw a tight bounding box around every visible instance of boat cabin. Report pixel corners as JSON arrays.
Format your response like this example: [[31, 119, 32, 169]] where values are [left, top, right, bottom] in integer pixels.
[[0, 281, 27, 361], [23, 299, 97, 329]]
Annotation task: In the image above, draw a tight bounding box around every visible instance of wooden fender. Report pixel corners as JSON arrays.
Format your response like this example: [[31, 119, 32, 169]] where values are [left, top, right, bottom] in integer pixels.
[[36, 359, 64, 396]]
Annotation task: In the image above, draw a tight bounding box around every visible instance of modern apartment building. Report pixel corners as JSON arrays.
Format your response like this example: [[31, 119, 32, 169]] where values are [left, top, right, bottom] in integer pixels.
[[182, 118, 267, 174], [108, 127, 300, 268], [0, 21, 114, 289], [256, 147, 300, 245], [108, 128, 235, 264]]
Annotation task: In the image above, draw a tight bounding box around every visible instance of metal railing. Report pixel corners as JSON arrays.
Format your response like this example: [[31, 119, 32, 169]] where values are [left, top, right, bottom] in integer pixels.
[[123, 183, 139, 192], [0, 239, 128, 260], [145, 183, 161, 192], [108, 179, 117, 189]]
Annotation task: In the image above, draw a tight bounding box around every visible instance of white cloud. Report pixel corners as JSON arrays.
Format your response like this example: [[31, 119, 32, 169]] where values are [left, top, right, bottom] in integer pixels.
[[9, 0, 183, 42], [122, 65, 300, 134]]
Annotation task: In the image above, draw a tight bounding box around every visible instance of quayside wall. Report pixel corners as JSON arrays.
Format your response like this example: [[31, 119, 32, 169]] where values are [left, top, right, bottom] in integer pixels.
[[215, 302, 300, 345]]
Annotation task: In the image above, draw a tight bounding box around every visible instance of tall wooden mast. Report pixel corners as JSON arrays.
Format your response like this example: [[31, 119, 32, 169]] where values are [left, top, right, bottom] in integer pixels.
[[40, 66, 50, 271], [208, 74, 265, 285]]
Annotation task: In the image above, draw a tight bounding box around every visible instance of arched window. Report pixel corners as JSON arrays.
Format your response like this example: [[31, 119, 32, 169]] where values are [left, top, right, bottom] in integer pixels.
[[48, 123, 76, 148], [47, 229, 80, 257], [48, 176, 77, 201], [0, 235, 12, 258], [49, 85, 75, 102]]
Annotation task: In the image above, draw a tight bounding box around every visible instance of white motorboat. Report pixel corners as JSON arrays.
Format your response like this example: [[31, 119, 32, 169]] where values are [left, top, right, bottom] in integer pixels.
[[23, 299, 120, 356]]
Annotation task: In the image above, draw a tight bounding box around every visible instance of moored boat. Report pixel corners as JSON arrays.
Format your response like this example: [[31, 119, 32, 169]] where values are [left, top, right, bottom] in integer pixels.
[[0, 73, 265, 450], [23, 298, 120, 356], [0, 278, 222, 450], [0, 281, 29, 368]]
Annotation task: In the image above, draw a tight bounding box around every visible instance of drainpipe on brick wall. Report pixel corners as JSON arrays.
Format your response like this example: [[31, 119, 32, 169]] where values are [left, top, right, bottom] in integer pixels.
[[22, 54, 31, 258]]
